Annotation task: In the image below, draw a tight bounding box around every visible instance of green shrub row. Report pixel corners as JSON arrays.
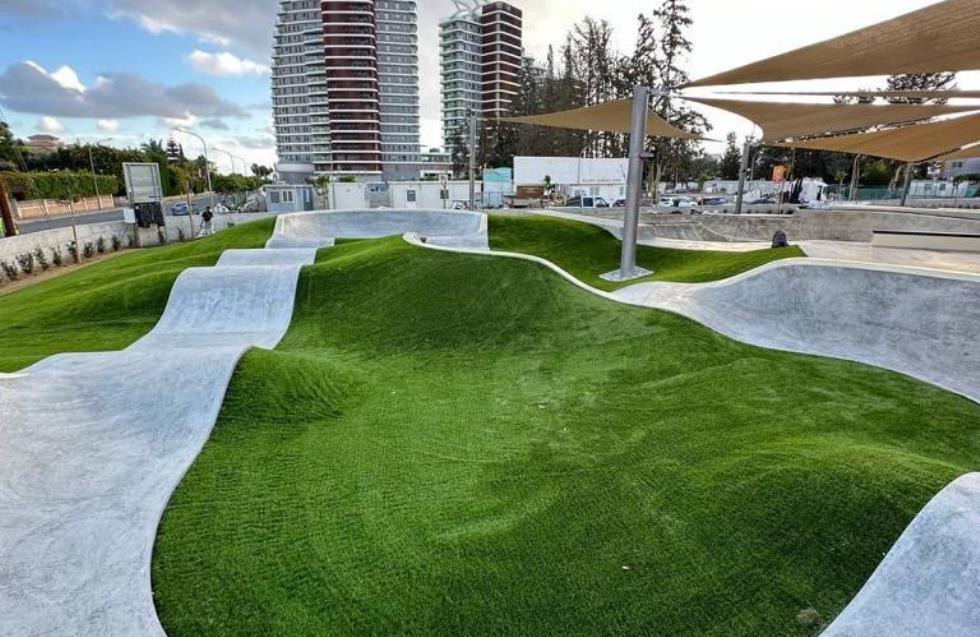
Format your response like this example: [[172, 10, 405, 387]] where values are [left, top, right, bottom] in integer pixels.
[[0, 171, 119, 201]]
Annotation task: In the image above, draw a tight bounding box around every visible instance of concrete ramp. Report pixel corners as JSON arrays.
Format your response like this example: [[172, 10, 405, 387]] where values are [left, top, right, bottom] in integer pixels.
[[0, 247, 316, 636], [267, 209, 489, 250], [821, 473, 980, 637], [614, 260, 980, 403]]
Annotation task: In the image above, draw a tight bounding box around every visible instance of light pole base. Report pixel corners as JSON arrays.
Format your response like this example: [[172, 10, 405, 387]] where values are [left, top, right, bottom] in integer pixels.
[[601, 266, 653, 283]]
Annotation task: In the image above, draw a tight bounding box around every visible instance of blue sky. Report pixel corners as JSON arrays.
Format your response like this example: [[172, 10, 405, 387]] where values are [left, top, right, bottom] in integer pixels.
[[1, 0, 973, 172], [0, 0, 278, 172]]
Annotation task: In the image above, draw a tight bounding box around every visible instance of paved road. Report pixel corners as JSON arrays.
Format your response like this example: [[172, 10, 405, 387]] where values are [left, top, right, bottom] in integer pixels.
[[15, 195, 219, 235]]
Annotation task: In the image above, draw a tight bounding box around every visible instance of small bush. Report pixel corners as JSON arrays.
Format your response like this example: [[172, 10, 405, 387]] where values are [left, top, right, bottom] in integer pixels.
[[16, 252, 35, 275], [227, 220, 235, 228], [96, 236, 106, 254], [34, 246, 50, 271], [111, 235, 122, 252], [83, 241, 95, 259], [51, 246, 64, 267], [177, 227, 186, 242], [0, 260, 16, 281], [67, 241, 79, 262]]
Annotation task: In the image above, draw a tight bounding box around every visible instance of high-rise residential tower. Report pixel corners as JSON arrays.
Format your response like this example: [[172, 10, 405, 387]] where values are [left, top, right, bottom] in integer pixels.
[[439, 1, 523, 150], [272, 0, 423, 182]]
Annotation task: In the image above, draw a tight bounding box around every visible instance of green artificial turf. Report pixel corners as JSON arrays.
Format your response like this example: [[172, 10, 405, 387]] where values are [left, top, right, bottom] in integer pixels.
[[153, 236, 979, 637], [489, 214, 805, 291], [0, 218, 275, 372]]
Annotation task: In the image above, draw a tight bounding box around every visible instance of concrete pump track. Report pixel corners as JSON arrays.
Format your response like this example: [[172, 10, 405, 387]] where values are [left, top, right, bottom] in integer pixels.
[[0, 209, 977, 636]]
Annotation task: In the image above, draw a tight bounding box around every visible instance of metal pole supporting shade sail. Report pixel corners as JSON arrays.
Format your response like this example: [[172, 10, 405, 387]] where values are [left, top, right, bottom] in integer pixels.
[[498, 99, 704, 139], [779, 113, 980, 163], [687, 0, 980, 88], [688, 97, 979, 143]]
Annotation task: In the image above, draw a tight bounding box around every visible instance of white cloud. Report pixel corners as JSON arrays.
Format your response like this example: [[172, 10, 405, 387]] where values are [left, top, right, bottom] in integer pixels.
[[24, 61, 86, 92], [37, 116, 65, 134], [97, 119, 120, 132], [163, 114, 199, 129], [187, 50, 269, 76], [0, 61, 248, 120], [50, 65, 86, 92]]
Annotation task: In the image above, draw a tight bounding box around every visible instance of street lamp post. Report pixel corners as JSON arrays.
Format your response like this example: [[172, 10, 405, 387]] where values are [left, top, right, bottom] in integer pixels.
[[88, 138, 112, 211], [173, 128, 216, 209]]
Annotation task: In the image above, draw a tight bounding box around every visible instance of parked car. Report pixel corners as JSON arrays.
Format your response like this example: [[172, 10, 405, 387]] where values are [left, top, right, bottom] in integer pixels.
[[170, 202, 202, 216], [565, 196, 610, 209], [612, 198, 627, 208], [658, 196, 700, 214], [698, 196, 728, 207]]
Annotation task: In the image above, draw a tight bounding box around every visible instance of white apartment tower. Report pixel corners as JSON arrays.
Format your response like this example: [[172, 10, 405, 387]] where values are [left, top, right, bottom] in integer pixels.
[[272, 0, 423, 182], [440, 1, 524, 150]]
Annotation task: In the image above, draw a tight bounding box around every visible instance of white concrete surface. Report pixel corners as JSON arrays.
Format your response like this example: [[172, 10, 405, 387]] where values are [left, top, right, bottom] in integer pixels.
[[613, 260, 980, 404], [266, 209, 489, 250], [0, 246, 315, 636], [822, 473, 980, 637], [801, 240, 980, 274]]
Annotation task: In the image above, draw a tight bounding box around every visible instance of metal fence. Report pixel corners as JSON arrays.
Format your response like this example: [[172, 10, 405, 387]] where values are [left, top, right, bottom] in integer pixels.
[[825, 185, 980, 202]]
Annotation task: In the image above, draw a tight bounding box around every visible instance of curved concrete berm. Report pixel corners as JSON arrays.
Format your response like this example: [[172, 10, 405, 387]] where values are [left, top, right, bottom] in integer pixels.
[[821, 473, 980, 637], [613, 259, 980, 403], [0, 247, 316, 636], [266, 208, 489, 249]]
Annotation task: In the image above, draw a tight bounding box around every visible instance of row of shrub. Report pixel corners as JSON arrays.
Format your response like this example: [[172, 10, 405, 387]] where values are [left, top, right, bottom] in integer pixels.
[[0, 171, 120, 202], [0, 234, 127, 286]]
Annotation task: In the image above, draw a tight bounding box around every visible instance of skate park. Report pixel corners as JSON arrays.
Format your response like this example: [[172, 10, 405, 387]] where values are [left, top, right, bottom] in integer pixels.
[[3, 0, 980, 634], [1, 205, 979, 636]]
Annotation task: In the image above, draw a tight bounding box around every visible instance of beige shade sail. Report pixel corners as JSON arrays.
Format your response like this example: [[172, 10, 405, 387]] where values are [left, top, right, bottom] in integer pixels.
[[718, 90, 980, 101], [498, 100, 703, 139], [936, 144, 980, 161], [688, 0, 980, 88], [688, 97, 979, 142], [781, 113, 980, 163]]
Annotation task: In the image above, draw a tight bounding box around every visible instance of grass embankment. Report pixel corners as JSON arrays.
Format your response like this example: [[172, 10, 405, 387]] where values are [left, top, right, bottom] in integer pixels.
[[490, 214, 805, 291], [0, 219, 275, 372], [153, 236, 979, 636]]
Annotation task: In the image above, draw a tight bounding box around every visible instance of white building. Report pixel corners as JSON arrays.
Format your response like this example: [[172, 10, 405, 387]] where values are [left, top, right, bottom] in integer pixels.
[[272, 0, 425, 183], [514, 156, 628, 202]]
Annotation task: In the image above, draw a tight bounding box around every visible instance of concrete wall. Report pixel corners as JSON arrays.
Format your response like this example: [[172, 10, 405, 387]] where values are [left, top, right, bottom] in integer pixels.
[[627, 207, 980, 244], [0, 213, 275, 274]]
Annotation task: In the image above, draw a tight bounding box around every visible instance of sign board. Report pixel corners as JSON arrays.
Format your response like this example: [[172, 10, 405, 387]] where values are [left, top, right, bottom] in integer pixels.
[[772, 165, 787, 184], [123, 163, 164, 205]]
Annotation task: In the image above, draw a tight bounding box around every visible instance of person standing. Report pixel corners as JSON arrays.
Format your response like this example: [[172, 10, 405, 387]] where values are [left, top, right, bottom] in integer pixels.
[[199, 206, 215, 237]]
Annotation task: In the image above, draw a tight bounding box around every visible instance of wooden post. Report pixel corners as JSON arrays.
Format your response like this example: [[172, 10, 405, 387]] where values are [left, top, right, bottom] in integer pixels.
[[0, 177, 17, 237]]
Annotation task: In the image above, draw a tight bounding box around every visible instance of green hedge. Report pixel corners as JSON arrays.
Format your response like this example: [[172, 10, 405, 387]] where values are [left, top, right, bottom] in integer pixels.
[[0, 171, 119, 201]]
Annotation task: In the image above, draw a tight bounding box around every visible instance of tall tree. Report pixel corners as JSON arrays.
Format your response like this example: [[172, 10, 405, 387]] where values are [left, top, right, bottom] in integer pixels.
[[449, 126, 469, 179], [719, 133, 742, 180], [0, 121, 22, 171], [649, 0, 711, 185]]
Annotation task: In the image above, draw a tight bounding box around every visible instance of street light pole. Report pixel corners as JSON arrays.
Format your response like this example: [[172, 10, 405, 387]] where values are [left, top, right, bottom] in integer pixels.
[[174, 127, 215, 209], [735, 140, 752, 215], [468, 110, 478, 210], [88, 137, 111, 211]]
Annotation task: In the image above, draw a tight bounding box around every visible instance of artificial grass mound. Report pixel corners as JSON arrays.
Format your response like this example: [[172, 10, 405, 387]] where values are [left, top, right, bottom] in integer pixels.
[[489, 214, 805, 291], [153, 236, 979, 636], [0, 218, 275, 372]]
